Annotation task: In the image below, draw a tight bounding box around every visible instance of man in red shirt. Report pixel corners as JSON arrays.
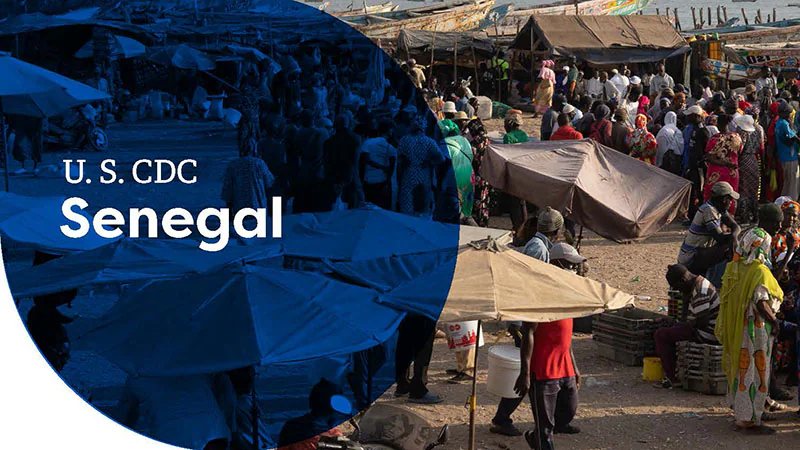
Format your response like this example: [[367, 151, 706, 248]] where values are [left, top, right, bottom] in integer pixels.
[[549, 113, 583, 141], [513, 243, 583, 450]]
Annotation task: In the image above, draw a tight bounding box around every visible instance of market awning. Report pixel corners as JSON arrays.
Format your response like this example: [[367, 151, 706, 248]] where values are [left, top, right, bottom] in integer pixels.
[[396, 29, 496, 64], [510, 15, 689, 65]]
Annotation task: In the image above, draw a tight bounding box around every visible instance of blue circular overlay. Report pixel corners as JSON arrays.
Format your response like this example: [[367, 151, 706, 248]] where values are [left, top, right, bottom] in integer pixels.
[[1, 1, 458, 448]]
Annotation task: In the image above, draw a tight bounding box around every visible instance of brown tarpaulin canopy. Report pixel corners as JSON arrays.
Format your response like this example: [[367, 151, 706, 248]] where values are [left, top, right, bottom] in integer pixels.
[[396, 29, 496, 63], [510, 15, 689, 65], [481, 139, 691, 243]]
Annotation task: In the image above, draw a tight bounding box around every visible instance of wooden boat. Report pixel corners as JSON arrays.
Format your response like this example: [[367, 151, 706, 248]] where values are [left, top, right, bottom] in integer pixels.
[[717, 24, 800, 44], [333, 2, 400, 17], [339, 0, 496, 39], [724, 41, 800, 70], [683, 18, 800, 36], [701, 58, 752, 81], [485, 0, 655, 40]]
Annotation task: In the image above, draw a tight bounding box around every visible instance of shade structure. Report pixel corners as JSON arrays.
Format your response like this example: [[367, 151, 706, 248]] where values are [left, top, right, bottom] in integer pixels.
[[329, 240, 635, 323], [72, 266, 405, 376], [74, 34, 146, 59], [240, 207, 460, 261], [481, 139, 691, 243], [0, 192, 113, 253], [223, 44, 269, 62], [148, 44, 216, 70], [0, 52, 110, 117], [7, 237, 282, 298]]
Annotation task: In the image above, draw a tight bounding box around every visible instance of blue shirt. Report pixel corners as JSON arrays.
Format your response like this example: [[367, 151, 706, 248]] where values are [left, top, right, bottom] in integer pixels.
[[775, 118, 798, 163], [522, 232, 553, 263]]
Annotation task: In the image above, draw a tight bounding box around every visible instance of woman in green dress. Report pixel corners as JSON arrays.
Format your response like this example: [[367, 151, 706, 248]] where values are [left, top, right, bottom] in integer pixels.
[[716, 227, 783, 434], [439, 119, 475, 218]]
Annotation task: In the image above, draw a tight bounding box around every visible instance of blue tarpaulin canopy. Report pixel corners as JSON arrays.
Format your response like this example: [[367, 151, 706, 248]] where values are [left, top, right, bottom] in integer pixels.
[[0, 192, 113, 253], [72, 266, 406, 376], [8, 237, 282, 297]]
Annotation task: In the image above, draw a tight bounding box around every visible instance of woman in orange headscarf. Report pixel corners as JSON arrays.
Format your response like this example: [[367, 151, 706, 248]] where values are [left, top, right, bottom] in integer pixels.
[[627, 114, 657, 165]]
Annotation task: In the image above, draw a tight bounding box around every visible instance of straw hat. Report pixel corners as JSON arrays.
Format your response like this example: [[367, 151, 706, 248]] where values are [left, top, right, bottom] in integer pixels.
[[745, 84, 758, 95], [454, 111, 469, 121]]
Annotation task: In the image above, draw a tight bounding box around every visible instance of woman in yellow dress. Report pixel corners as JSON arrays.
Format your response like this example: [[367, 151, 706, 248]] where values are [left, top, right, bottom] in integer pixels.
[[716, 227, 782, 434]]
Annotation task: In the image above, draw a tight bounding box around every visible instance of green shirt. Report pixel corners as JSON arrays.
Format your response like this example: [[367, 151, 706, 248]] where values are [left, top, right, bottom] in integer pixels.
[[493, 58, 510, 81], [503, 129, 529, 144]]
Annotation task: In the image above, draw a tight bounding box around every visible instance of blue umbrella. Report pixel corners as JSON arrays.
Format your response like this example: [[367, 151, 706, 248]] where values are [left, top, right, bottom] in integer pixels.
[[0, 52, 110, 117], [72, 266, 405, 376], [7, 237, 282, 297]]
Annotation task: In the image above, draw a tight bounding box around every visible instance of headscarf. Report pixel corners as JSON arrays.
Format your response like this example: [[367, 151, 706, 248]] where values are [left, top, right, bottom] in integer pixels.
[[538, 60, 556, 83], [438, 119, 460, 137], [775, 196, 793, 208], [629, 114, 658, 164], [594, 105, 611, 121], [634, 113, 648, 131], [717, 227, 784, 392], [637, 95, 650, 116], [504, 113, 523, 127], [781, 200, 800, 214], [734, 227, 773, 266]]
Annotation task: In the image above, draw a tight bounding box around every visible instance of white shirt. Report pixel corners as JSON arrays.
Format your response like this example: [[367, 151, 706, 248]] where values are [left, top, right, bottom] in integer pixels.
[[115, 375, 231, 450], [755, 76, 777, 95], [610, 74, 629, 99], [656, 112, 684, 166], [360, 137, 397, 184], [603, 80, 621, 101], [586, 78, 603, 99], [649, 73, 675, 97]]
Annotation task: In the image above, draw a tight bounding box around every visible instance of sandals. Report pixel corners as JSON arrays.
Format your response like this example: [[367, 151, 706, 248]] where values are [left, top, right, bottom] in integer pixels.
[[765, 398, 789, 412]]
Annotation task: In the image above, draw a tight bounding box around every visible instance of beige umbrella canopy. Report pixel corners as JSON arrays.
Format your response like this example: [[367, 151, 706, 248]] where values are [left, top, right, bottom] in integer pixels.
[[329, 239, 635, 323]]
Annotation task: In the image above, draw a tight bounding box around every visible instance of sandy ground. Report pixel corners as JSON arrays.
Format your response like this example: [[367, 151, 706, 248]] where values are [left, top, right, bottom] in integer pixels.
[[375, 113, 800, 449], [4, 116, 800, 448]]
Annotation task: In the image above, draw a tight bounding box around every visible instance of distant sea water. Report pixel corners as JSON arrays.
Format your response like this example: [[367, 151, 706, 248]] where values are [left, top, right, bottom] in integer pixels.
[[315, 0, 800, 31]]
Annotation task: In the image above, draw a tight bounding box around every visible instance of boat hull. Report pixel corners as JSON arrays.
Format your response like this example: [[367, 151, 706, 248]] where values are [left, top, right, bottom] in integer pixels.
[[487, 0, 653, 39], [345, 0, 496, 39], [725, 43, 800, 69]]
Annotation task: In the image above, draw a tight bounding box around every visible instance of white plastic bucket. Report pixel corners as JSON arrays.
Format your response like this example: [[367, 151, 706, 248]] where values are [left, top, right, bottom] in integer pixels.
[[487, 345, 522, 398], [444, 321, 484, 352]]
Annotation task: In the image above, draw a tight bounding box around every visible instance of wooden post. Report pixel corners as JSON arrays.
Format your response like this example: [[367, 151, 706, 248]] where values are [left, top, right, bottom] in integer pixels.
[[402, 29, 412, 61], [723, 6, 728, 22], [774, 8, 778, 23], [471, 44, 479, 96], [674, 8, 681, 31], [530, 23, 536, 77], [692, 7, 698, 29], [707, 7, 712, 27], [717, 6, 722, 26], [453, 35, 458, 85], [656, 8, 660, 16], [428, 27, 437, 89], [742, 8, 749, 25], [756, 9, 762, 24], [467, 321, 482, 450]]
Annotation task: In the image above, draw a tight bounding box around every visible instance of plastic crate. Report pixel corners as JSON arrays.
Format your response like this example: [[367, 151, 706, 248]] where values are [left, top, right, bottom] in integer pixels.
[[594, 341, 650, 366], [592, 321, 655, 340], [593, 331, 655, 353], [596, 308, 667, 331], [667, 289, 685, 320], [685, 374, 727, 395]]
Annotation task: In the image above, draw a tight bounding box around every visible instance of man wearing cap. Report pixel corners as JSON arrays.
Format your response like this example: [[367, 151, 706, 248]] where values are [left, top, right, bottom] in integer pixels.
[[492, 208, 572, 439], [650, 63, 674, 98], [515, 242, 584, 450], [550, 104, 576, 136], [775, 101, 800, 199], [655, 264, 720, 389], [407, 59, 426, 90], [678, 181, 741, 278]]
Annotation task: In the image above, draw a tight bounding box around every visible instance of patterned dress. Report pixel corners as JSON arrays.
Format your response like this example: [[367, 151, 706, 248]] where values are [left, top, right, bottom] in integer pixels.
[[737, 125, 764, 224], [397, 132, 445, 216], [703, 132, 743, 214], [467, 120, 492, 227], [730, 285, 780, 425]]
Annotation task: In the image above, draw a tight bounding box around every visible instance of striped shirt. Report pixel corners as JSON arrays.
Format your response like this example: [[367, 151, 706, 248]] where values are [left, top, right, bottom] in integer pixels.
[[687, 277, 720, 344], [678, 202, 721, 265]]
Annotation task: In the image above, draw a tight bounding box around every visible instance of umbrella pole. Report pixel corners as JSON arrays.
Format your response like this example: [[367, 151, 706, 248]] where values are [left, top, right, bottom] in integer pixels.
[[467, 321, 482, 450], [251, 384, 259, 450], [2, 114, 8, 192], [576, 224, 584, 252]]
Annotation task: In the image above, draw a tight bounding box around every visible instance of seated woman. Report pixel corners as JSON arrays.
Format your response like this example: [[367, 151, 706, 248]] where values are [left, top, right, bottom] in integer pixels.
[[655, 264, 721, 389]]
